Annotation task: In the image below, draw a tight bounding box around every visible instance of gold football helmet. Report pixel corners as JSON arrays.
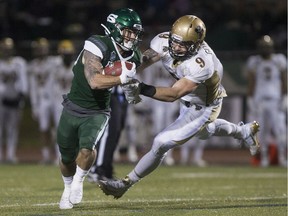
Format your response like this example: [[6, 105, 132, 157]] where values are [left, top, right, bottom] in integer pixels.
[[57, 40, 75, 54], [0, 37, 14, 49], [0, 37, 14, 58], [169, 15, 206, 60], [31, 37, 49, 49], [31, 37, 50, 57], [58, 39, 75, 66]]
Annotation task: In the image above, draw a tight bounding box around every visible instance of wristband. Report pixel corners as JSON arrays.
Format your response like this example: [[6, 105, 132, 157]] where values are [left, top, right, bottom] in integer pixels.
[[139, 82, 156, 97]]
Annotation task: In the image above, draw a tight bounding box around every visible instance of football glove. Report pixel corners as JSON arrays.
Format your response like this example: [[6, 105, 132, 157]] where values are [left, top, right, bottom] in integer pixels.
[[119, 61, 136, 84], [121, 79, 142, 104]]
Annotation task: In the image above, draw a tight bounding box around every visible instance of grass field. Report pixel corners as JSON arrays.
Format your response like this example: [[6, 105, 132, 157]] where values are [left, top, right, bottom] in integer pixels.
[[0, 164, 287, 216]]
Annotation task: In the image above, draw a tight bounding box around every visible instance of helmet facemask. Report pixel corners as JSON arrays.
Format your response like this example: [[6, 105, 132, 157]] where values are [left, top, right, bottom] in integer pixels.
[[168, 33, 199, 61], [120, 27, 143, 51]]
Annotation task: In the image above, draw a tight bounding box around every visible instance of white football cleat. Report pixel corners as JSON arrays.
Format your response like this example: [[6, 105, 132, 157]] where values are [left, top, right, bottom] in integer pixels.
[[98, 176, 132, 199], [239, 121, 260, 156], [59, 187, 73, 210], [69, 180, 83, 205]]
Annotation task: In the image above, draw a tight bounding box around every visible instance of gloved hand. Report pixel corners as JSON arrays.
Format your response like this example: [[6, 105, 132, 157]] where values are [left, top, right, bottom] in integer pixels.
[[119, 61, 136, 84], [121, 79, 142, 104]]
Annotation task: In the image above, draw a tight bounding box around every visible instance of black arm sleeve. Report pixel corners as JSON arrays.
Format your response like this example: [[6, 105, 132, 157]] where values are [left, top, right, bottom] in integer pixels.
[[139, 82, 156, 97]]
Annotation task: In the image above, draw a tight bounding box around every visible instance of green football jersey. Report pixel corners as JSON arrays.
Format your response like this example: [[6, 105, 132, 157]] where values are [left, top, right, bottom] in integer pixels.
[[67, 35, 142, 110]]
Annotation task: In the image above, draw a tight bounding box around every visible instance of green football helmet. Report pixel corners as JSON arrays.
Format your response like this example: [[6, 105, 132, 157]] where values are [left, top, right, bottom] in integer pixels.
[[103, 8, 144, 51]]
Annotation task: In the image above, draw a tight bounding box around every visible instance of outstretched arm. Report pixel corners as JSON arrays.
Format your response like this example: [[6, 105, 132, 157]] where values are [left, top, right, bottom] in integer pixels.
[[140, 77, 198, 102]]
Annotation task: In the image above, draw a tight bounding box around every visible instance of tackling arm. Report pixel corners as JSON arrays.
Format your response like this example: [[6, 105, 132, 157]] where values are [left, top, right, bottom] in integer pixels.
[[141, 77, 198, 102]]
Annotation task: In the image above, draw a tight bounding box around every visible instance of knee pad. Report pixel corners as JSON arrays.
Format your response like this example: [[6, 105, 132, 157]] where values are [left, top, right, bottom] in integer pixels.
[[152, 135, 171, 157]]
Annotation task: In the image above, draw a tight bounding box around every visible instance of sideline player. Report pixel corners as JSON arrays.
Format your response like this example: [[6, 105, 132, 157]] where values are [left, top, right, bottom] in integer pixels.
[[28, 38, 57, 163], [245, 35, 287, 167], [99, 15, 260, 199], [0, 37, 28, 163]]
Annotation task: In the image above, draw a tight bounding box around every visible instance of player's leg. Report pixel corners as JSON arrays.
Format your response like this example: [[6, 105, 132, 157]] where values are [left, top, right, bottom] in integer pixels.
[[272, 110, 287, 167], [0, 107, 5, 162], [6, 109, 20, 163], [57, 112, 78, 209], [192, 138, 207, 167], [38, 103, 53, 163], [68, 112, 109, 205], [258, 105, 270, 167], [198, 118, 260, 155], [99, 104, 212, 198]]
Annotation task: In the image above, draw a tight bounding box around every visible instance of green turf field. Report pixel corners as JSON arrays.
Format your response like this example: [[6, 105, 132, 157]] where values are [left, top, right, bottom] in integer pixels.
[[0, 164, 287, 216]]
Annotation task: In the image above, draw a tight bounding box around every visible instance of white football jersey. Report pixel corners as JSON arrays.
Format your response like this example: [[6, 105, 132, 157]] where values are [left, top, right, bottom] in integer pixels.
[[0, 56, 28, 99], [28, 56, 58, 107], [51, 56, 74, 103], [150, 32, 226, 106], [246, 53, 287, 101]]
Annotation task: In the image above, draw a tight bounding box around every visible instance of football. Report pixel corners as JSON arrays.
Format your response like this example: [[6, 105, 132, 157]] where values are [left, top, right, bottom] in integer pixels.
[[103, 60, 133, 76]]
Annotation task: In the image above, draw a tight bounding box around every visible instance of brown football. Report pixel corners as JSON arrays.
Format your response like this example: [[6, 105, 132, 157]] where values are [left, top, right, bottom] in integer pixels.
[[103, 60, 133, 76]]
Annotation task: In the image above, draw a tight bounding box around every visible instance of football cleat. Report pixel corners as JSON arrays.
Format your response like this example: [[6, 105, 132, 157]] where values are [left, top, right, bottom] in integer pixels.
[[69, 180, 83, 205], [239, 121, 260, 156], [87, 172, 116, 184], [98, 176, 132, 199], [59, 187, 73, 210]]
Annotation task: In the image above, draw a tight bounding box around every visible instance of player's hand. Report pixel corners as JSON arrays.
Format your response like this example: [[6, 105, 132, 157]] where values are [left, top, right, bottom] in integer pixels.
[[119, 61, 136, 84], [121, 79, 142, 104]]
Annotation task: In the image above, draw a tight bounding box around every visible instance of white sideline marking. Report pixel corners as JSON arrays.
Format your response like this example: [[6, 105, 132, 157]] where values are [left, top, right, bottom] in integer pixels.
[[172, 172, 287, 178], [0, 196, 287, 208]]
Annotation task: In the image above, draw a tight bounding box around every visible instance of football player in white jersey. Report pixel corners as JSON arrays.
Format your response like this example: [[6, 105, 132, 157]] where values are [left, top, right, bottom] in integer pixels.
[[51, 40, 75, 163], [99, 15, 260, 198], [28, 38, 58, 164], [0, 37, 28, 163], [245, 35, 287, 167]]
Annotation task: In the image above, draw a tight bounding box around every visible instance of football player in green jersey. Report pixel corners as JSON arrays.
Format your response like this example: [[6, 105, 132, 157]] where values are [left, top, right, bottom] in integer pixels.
[[57, 8, 144, 209]]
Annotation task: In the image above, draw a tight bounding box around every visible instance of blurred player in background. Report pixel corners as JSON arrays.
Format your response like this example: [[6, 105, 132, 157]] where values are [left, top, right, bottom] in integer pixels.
[[245, 35, 287, 167], [57, 8, 143, 209], [99, 15, 261, 199], [28, 38, 56, 164], [0, 37, 28, 163], [51, 40, 75, 163], [179, 138, 207, 166]]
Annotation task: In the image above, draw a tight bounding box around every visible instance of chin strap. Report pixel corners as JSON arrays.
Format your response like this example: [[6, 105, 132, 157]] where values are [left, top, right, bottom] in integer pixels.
[[101, 23, 111, 35], [101, 23, 134, 61]]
